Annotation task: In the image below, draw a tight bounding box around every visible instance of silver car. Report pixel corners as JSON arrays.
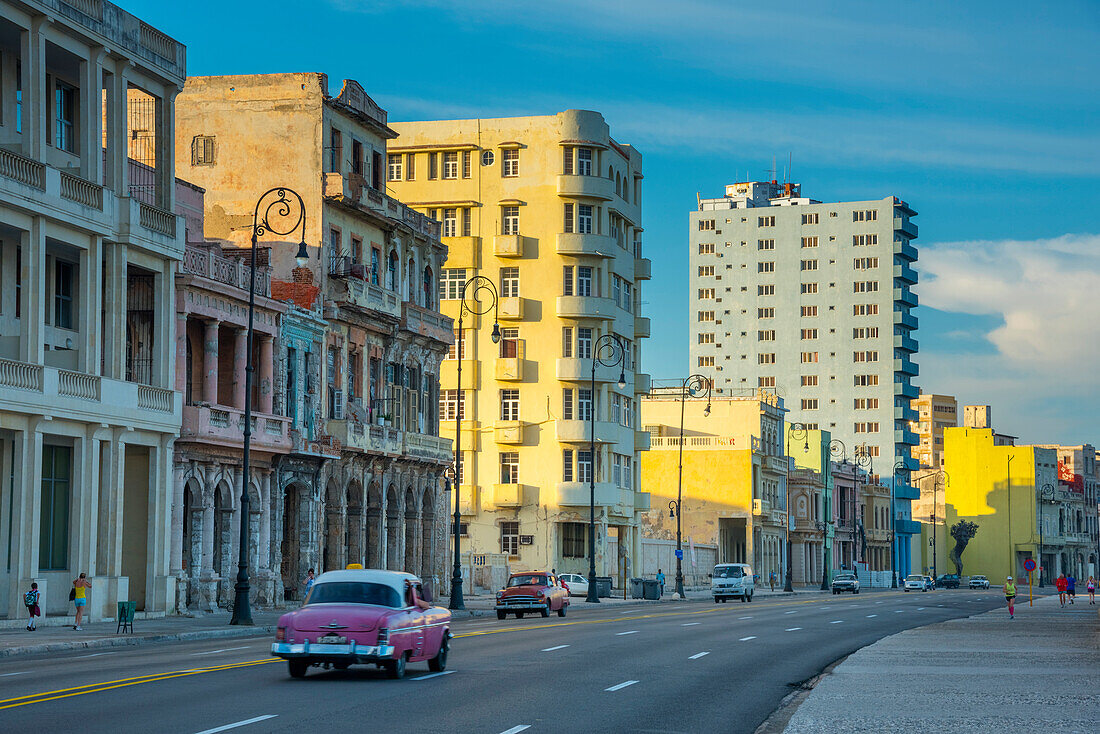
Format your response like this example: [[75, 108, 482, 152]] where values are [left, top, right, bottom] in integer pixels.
[[968, 574, 990, 589]]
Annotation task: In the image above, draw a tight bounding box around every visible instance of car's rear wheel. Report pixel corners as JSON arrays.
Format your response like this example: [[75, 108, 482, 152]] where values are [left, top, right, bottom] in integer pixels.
[[385, 652, 407, 679], [496, 611, 506, 620], [288, 660, 309, 679], [333, 661, 350, 671], [557, 604, 567, 617], [428, 638, 448, 672]]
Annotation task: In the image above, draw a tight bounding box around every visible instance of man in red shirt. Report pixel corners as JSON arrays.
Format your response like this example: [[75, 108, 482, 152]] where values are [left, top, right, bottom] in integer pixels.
[[1055, 573, 1068, 607]]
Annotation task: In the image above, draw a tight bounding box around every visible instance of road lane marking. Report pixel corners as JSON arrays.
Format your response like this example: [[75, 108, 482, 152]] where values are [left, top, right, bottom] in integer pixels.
[[830, 620, 843, 624], [190, 646, 251, 656], [738, 616, 752, 620], [785, 627, 802, 632], [541, 645, 570, 652], [73, 652, 115, 659], [875, 601, 884, 604], [605, 680, 639, 692], [739, 636, 756, 641], [917, 607, 925, 610], [894, 610, 904, 613], [193, 714, 277, 734], [681, 622, 701, 626], [414, 671, 455, 681], [0, 672, 28, 678], [866, 614, 878, 618], [784, 610, 797, 614], [616, 630, 639, 636], [499, 727, 531, 734], [688, 652, 709, 660]]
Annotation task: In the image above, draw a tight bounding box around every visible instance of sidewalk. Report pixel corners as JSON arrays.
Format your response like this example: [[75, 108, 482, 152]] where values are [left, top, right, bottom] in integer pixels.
[[784, 594, 1100, 732]]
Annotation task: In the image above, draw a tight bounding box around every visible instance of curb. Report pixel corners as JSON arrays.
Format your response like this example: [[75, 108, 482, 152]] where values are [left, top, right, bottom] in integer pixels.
[[0, 625, 277, 659]]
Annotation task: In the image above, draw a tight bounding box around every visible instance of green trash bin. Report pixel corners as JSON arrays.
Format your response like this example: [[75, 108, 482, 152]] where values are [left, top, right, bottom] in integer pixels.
[[117, 600, 136, 634]]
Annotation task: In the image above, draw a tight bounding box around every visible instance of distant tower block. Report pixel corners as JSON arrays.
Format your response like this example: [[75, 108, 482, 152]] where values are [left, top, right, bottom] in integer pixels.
[[963, 405, 991, 429]]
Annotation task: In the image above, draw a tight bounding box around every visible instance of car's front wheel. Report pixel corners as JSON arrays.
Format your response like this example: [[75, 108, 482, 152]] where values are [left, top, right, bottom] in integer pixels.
[[540, 606, 550, 618], [496, 610, 506, 620], [428, 639, 448, 672], [516, 612, 524, 619], [288, 660, 310, 679]]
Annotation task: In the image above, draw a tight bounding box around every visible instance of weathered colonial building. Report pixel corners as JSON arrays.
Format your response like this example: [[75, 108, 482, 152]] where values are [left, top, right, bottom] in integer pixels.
[[0, 0, 185, 619], [174, 74, 453, 596]]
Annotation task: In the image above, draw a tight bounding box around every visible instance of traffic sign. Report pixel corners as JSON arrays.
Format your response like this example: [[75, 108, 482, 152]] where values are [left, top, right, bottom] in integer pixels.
[[675, 548, 684, 560], [1024, 558, 1036, 571]]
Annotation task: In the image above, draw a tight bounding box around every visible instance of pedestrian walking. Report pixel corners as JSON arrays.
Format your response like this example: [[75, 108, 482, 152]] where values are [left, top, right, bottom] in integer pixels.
[[769, 571, 776, 592], [656, 569, 666, 597], [302, 568, 316, 600], [1066, 573, 1076, 603], [1086, 576, 1096, 604], [71, 573, 91, 630], [1004, 576, 1016, 619], [1055, 573, 1068, 607], [24, 582, 40, 631]]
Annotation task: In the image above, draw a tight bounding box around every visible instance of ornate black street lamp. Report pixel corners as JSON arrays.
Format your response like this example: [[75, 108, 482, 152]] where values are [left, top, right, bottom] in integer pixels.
[[784, 422, 809, 593], [1039, 482, 1055, 587], [829, 439, 848, 580], [669, 375, 711, 599], [232, 188, 310, 626], [852, 444, 873, 585], [586, 335, 627, 604], [892, 461, 910, 589], [449, 276, 501, 611]]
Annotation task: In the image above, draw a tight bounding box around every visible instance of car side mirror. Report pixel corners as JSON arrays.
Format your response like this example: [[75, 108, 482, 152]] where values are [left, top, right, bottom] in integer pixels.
[[707, 573, 712, 578]]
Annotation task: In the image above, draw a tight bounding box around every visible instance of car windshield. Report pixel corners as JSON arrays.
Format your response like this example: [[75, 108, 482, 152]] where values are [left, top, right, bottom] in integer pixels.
[[835, 574, 855, 580], [508, 575, 547, 587], [713, 566, 744, 579], [906, 575, 924, 582], [305, 582, 401, 608], [973, 576, 986, 580]]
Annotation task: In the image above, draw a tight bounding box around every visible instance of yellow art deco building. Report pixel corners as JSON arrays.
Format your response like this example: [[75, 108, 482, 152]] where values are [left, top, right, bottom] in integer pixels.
[[388, 111, 649, 580]]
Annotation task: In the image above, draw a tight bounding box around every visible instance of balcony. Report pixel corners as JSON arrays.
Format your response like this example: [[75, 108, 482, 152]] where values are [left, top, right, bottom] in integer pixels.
[[895, 483, 921, 501], [556, 358, 621, 383], [893, 262, 917, 284], [556, 295, 615, 320], [553, 482, 619, 508], [634, 372, 652, 395], [894, 404, 918, 422], [183, 405, 291, 453], [894, 216, 918, 239], [634, 316, 651, 339], [761, 454, 790, 474], [634, 492, 651, 511], [556, 233, 615, 258], [896, 518, 922, 535], [894, 310, 918, 330], [895, 380, 919, 400], [183, 243, 272, 297], [634, 257, 652, 281], [752, 498, 772, 515], [895, 428, 919, 446], [321, 172, 440, 239], [489, 483, 536, 509], [893, 287, 918, 308], [894, 333, 918, 353], [493, 234, 526, 257], [635, 430, 651, 452], [498, 296, 526, 321], [894, 239, 918, 262], [557, 174, 614, 200], [0, 358, 178, 430], [495, 357, 529, 382], [440, 419, 482, 452], [440, 359, 478, 386], [894, 357, 919, 377], [494, 421, 526, 445], [557, 419, 619, 443], [328, 278, 403, 321], [457, 484, 479, 516], [403, 433, 453, 464], [329, 420, 402, 455], [442, 236, 481, 269], [288, 428, 341, 459], [402, 302, 454, 344]]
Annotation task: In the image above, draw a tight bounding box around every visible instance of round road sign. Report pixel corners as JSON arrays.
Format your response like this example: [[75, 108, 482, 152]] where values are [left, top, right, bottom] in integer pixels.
[[1024, 558, 1036, 571]]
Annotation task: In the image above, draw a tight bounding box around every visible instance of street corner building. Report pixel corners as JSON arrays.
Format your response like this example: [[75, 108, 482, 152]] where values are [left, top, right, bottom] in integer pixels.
[[0, 0, 186, 620], [173, 73, 455, 607], [386, 111, 649, 592]]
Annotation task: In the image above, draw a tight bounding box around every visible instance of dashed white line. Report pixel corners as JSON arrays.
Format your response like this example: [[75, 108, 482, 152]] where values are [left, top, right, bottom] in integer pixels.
[[866, 614, 877, 618], [73, 652, 115, 659], [830, 620, 844, 624], [605, 680, 639, 692], [875, 601, 884, 604], [738, 616, 753, 620], [739, 636, 757, 641], [784, 610, 797, 614], [191, 646, 251, 656], [499, 726, 531, 734], [616, 630, 639, 636], [917, 607, 926, 611], [414, 670, 455, 681], [681, 622, 701, 626], [193, 715, 277, 734], [785, 627, 802, 632], [0, 671, 28, 677], [894, 610, 905, 613], [688, 652, 709, 660], [542, 645, 570, 652]]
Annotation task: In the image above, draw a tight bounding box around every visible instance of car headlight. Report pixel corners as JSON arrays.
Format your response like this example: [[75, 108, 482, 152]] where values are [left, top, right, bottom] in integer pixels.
[[536, 590, 544, 598], [275, 626, 286, 642], [496, 591, 504, 600]]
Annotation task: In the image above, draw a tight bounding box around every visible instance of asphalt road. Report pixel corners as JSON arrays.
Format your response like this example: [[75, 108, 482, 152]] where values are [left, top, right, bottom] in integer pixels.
[[0, 588, 1012, 734]]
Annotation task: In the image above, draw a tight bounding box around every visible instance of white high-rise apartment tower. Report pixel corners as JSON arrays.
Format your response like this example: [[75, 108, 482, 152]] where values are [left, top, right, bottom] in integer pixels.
[[688, 180, 921, 575]]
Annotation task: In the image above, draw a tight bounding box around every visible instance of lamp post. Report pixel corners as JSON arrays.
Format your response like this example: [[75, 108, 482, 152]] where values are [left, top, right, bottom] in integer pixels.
[[892, 461, 910, 589], [669, 375, 711, 599], [852, 445, 873, 584], [586, 335, 628, 604], [829, 439, 847, 582], [449, 276, 501, 611], [231, 188, 310, 626], [784, 422, 809, 592], [1039, 483, 1054, 587]]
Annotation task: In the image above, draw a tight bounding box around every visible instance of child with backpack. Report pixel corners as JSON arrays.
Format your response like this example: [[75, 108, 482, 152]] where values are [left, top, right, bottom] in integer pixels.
[[24, 582, 40, 631]]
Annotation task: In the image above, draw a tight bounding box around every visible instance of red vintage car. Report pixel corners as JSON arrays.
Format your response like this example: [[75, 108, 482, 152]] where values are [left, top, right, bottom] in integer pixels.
[[271, 569, 450, 679], [495, 571, 569, 620]]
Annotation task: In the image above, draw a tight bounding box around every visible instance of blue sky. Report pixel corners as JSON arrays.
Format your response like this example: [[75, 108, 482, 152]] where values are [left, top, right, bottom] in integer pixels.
[[132, 0, 1100, 444]]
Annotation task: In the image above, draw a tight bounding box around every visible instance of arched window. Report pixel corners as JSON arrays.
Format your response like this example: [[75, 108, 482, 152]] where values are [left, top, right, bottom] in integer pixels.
[[387, 250, 398, 290], [624, 177, 629, 203], [423, 266, 434, 309], [616, 173, 621, 196]]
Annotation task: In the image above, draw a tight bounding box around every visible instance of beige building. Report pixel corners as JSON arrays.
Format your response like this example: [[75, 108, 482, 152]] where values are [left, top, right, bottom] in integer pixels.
[[387, 111, 649, 581], [910, 391, 957, 469], [0, 0, 185, 619]]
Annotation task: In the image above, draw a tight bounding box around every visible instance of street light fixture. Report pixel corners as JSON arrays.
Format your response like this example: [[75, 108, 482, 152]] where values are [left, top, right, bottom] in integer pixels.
[[671, 374, 711, 599], [586, 334, 628, 604], [891, 461, 910, 589], [783, 422, 809, 593], [449, 275, 501, 611], [852, 445, 873, 586], [1039, 482, 1055, 587], [231, 188, 309, 626]]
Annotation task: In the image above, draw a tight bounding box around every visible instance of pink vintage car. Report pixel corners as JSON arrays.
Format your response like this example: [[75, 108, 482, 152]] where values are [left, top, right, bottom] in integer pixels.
[[271, 569, 451, 679]]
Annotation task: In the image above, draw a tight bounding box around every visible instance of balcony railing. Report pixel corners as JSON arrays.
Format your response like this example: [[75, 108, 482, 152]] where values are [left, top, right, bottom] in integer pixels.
[[650, 435, 739, 450], [0, 148, 45, 189], [137, 385, 174, 412], [322, 172, 440, 239], [401, 302, 454, 344], [183, 244, 272, 297], [139, 201, 176, 237], [63, 0, 103, 20], [183, 404, 290, 448], [59, 171, 103, 210], [403, 433, 453, 464], [57, 369, 101, 401], [0, 358, 44, 391]]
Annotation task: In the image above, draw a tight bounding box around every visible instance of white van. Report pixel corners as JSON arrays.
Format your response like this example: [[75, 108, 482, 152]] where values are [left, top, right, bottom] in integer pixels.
[[711, 563, 755, 603]]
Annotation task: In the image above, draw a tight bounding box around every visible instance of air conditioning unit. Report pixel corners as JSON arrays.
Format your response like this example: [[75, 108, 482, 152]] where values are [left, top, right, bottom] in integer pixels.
[[333, 389, 345, 420]]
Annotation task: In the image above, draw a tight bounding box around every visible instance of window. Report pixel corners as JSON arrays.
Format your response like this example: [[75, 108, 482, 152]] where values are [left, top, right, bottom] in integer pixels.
[[801, 283, 818, 294], [54, 261, 74, 329], [576, 266, 592, 296], [500, 389, 520, 421], [562, 388, 575, 419], [562, 450, 575, 482], [801, 352, 819, 363], [192, 135, 216, 166], [387, 154, 402, 181], [853, 374, 879, 387], [699, 332, 715, 344], [758, 353, 776, 364], [462, 208, 472, 236], [443, 151, 458, 179], [854, 422, 880, 433], [54, 81, 76, 153], [499, 520, 520, 556], [462, 150, 471, 179], [561, 327, 573, 357], [758, 330, 775, 341], [802, 213, 819, 225], [757, 307, 774, 318], [758, 262, 775, 273], [577, 388, 594, 421], [502, 205, 520, 235], [405, 153, 416, 180], [500, 454, 519, 485], [428, 152, 438, 179], [500, 267, 520, 297], [698, 243, 716, 254], [698, 356, 715, 367], [577, 205, 594, 234], [854, 398, 880, 409], [853, 234, 879, 246], [577, 327, 592, 359], [757, 239, 775, 250], [800, 259, 818, 271], [577, 450, 593, 482], [757, 215, 775, 227], [801, 375, 818, 387], [577, 147, 593, 176], [698, 311, 715, 322], [801, 399, 819, 410], [759, 376, 776, 388], [562, 522, 586, 558], [801, 328, 818, 340], [853, 257, 879, 270], [853, 209, 878, 222], [39, 445, 70, 570], [853, 304, 879, 316], [442, 208, 457, 237], [853, 281, 879, 293], [502, 148, 519, 177], [852, 327, 879, 339], [439, 269, 466, 300], [853, 351, 879, 362], [562, 203, 575, 234], [698, 219, 716, 231], [329, 128, 342, 173], [801, 305, 818, 317], [758, 284, 775, 296], [698, 265, 715, 277], [698, 288, 715, 299], [801, 236, 818, 248]]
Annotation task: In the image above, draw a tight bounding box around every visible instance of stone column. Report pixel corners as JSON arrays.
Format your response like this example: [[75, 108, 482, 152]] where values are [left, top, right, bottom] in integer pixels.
[[79, 49, 104, 184], [154, 262, 175, 388], [20, 19, 48, 160], [202, 320, 219, 404], [154, 91, 176, 212], [259, 335, 274, 414], [104, 64, 129, 196], [78, 236, 103, 374], [175, 313, 188, 394], [7, 423, 43, 619], [147, 436, 175, 612], [95, 428, 129, 616], [233, 328, 247, 410], [18, 219, 45, 364], [71, 429, 102, 581], [102, 242, 128, 380]]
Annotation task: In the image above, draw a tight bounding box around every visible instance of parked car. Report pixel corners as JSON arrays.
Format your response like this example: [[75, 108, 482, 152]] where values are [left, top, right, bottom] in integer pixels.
[[495, 572, 569, 619], [904, 574, 928, 592], [558, 573, 589, 597], [711, 563, 755, 603], [936, 574, 961, 589], [271, 569, 451, 679], [924, 575, 936, 591], [969, 574, 990, 589], [831, 573, 861, 594]]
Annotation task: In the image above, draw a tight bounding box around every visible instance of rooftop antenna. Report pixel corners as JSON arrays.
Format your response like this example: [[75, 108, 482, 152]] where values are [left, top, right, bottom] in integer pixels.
[[696, 191, 701, 208]]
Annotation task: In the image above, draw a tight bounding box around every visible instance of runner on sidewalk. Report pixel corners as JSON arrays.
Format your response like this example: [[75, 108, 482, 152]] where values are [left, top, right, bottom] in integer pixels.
[[1086, 576, 1096, 604], [1066, 573, 1076, 604], [1004, 576, 1016, 619], [1055, 573, 1068, 607]]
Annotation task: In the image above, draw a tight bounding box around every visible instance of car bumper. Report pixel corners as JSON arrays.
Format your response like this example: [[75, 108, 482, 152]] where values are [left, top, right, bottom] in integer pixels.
[[712, 587, 746, 596], [832, 585, 857, 591], [271, 641, 396, 661], [495, 602, 549, 612]]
